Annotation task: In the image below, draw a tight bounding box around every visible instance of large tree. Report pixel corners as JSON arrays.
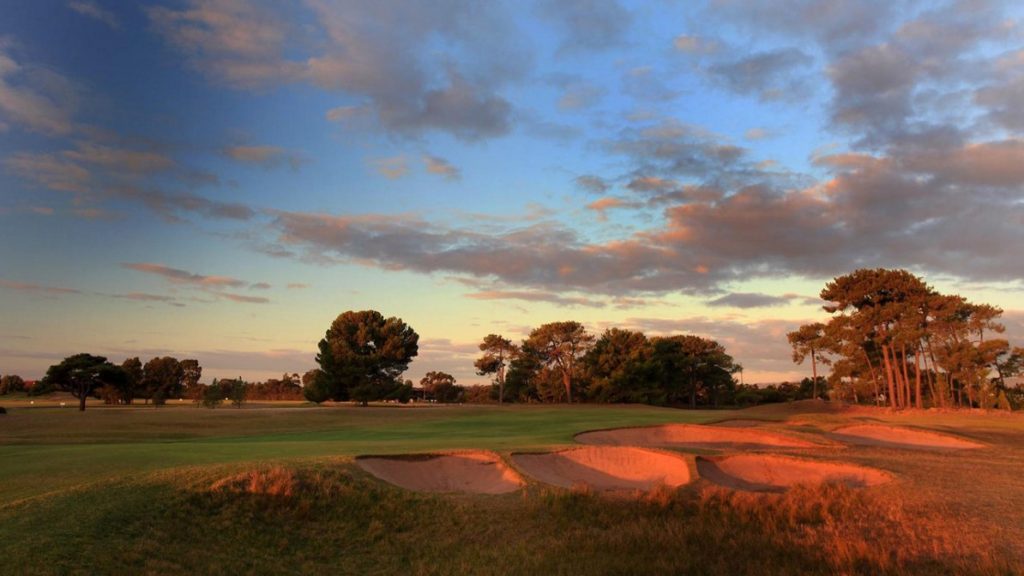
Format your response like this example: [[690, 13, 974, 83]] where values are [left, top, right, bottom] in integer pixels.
[[142, 357, 184, 405], [474, 334, 517, 404], [583, 328, 655, 403], [524, 321, 594, 403], [649, 335, 738, 408], [316, 310, 419, 405], [41, 354, 122, 411], [787, 322, 829, 399], [806, 268, 1009, 409]]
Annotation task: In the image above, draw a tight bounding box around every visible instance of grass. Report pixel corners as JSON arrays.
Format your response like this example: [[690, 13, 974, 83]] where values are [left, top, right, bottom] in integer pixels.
[[1, 398, 1023, 574]]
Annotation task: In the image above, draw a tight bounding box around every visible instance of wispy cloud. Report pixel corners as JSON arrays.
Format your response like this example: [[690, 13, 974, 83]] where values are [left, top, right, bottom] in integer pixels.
[[466, 290, 606, 308], [67, 1, 120, 29], [122, 263, 247, 289], [423, 155, 461, 181], [0, 279, 81, 295], [372, 156, 409, 180], [0, 44, 79, 135], [223, 145, 303, 171]]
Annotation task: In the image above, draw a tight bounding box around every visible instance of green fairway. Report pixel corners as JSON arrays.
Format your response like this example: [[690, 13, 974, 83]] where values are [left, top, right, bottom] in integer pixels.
[[2, 401, 1023, 575]]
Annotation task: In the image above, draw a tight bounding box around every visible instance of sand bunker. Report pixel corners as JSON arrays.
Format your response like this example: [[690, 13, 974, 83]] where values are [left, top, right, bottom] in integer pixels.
[[710, 419, 774, 428], [575, 424, 819, 451], [512, 446, 692, 492], [697, 454, 891, 492], [356, 451, 523, 494], [831, 424, 984, 450]]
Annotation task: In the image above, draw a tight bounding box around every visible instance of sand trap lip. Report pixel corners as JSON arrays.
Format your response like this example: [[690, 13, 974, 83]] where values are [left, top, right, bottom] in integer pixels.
[[356, 451, 523, 494], [511, 446, 692, 492], [575, 424, 819, 450], [709, 419, 775, 428], [697, 454, 891, 492], [830, 424, 984, 450]]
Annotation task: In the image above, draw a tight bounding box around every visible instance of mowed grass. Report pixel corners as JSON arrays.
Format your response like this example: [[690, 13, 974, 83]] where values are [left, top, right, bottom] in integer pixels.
[[1, 399, 1023, 575]]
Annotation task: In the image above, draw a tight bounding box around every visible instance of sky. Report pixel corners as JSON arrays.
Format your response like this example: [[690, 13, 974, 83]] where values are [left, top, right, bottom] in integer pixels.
[[1, 0, 1023, 386]]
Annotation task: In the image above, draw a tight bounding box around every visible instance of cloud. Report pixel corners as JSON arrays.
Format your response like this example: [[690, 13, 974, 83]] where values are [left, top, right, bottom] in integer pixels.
[[557, 81, 605, 111], [617, 315, 810, 381], [249, 282, 271, 290], [707, 0, 896, 54], [0, 46, 78, 135], [111, 186, 255, 222], [150, 0, 523, 141], [705, 48, 814, 102], [65, 142, 175, 174], [673, 35, 720, 55], [586, 197, 635, 221], [423, 155, 461, 180], [466, 290, 605, 308], [536, 0, 632, 53], [744, 127, 771, 141], [113, 292, 182, 306], [121, 263, 273, 305], [325, 105, 368, 122], [147, 0, 305, 87], [5, 153, 91, 193], [286, 283, 309, 289], [122, 263, 248, 289], [68, 1, 121, 29], [0, 279, 81, 295], [707, 292, 791, 308], [223, 145, 303, 170], [575, 174, 610, 194], [372, 156, 409, 180], [220, 292, 270, 304]]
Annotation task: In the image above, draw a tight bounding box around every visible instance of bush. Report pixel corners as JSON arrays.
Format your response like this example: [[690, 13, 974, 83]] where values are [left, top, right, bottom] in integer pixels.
[[0, 406, 6, 414]]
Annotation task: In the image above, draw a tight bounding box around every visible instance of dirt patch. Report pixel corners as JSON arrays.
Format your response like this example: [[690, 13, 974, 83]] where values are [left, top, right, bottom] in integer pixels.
[[697, 454, 891, 492], [575, 423, 820, 450], [356, 451, 523, 494], [830, 424, 985, 450], [512, 446, 692, 492]]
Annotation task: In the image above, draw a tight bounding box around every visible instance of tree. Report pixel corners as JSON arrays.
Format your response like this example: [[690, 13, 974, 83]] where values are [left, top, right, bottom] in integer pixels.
[[583, 329, 655, 403], [650, 335, 738, 408], [787, 322, 829, 399], [315, 310, 419, 405], [301, 369, 331, 404], [142, 357, 184, 406], [121, 357, 144, 404], [180, 359, 203, 400], [420, 371, 463, 403], [474, 334, 517, 404], [201, 380, 224, 408], [0, 375, 26, 395], [524, 321, 594, 403], [41, 354, 120, 411]]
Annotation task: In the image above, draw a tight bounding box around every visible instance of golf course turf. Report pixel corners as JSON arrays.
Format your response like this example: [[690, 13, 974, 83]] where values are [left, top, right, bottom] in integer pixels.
[[1, 397, 1022, 575]]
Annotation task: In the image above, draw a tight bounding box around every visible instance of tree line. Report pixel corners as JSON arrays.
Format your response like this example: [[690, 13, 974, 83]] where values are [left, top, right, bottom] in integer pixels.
[[303, 311, 741, 408], [788, 268, 1023, 410]]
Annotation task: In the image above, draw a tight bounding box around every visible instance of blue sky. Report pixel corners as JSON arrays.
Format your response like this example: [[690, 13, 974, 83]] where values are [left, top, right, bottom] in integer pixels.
[[1, 0, 1022, 384]]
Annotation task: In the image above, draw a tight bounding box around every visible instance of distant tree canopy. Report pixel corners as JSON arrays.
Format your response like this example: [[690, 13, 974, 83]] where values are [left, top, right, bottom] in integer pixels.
[[315, 310, 419, 405], [0, 374, 26, 395], [792, 268, 1023, 409], [420, 371, 463, 403], [500, 322, 740, 407]]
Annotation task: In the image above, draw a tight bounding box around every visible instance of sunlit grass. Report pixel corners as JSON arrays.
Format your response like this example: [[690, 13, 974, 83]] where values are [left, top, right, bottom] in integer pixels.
[[1, 400, 1022, 574]]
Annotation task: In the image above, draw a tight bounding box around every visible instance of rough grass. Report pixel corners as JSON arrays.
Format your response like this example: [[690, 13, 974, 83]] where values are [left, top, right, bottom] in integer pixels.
[[1, 401, 1022, 574]]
